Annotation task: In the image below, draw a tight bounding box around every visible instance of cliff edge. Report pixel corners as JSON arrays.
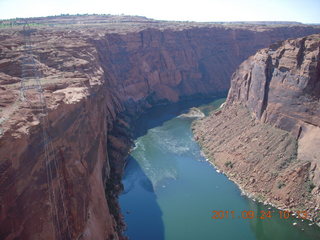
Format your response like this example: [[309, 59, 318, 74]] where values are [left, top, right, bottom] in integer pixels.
[[1, 17, 320, 239], [194, 34, 320, 222]]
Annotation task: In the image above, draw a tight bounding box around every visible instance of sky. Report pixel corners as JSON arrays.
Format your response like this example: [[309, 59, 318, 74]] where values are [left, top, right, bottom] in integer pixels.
[[0, 0, 319, 23]]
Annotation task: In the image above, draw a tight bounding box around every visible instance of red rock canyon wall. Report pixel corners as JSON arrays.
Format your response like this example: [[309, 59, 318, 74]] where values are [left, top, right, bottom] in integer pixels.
[[1, 24, 320, 239]]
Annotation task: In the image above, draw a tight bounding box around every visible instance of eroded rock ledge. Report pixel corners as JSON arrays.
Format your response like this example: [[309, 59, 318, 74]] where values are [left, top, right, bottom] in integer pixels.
[[193, 34, 320, 222], [1, 18, 320, 239]]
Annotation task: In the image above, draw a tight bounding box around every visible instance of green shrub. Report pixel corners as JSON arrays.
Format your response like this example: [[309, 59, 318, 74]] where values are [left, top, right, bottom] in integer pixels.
[[277, 181, 286, 189], [308, 182, 316, 193], [225, 161, 234, 168]]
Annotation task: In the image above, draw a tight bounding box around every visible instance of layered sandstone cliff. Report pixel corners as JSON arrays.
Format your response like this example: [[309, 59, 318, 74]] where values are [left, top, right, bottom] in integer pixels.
[[1, 16, 320, 239], [194, 34, 320, 221]]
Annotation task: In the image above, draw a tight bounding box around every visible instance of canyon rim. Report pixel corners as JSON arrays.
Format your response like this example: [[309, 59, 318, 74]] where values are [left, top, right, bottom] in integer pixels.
[[0, 15, 320, 240]]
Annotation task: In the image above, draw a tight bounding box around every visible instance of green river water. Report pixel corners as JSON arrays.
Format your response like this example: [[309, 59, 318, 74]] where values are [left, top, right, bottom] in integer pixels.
[[119, 98, 320, 240]]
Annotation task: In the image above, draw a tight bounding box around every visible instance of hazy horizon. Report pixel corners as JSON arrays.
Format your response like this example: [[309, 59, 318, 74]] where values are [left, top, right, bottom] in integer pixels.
[[0, 13, 317, 24], [0, 0, 319, 24]]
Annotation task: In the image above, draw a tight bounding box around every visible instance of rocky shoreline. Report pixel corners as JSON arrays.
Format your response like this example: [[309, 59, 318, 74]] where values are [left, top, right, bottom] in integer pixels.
[[193, 34, 320, 225], [193, 104, 320, 224]]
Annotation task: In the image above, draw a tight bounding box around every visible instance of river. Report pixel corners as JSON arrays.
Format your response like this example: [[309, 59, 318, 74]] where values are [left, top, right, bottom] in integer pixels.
[[119, 98, 320, 240]]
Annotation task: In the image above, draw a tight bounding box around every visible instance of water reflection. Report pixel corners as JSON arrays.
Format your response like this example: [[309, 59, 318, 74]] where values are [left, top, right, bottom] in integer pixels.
[[121, 156, 164, 240], [120, 98, 320, 240]]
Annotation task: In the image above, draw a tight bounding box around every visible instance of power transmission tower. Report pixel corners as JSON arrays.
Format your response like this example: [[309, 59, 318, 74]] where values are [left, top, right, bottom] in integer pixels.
[[20, 23, 72, 240]]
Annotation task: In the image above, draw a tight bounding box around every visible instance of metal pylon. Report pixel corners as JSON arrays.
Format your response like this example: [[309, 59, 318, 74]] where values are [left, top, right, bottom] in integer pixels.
[[19, 23, 72, 240]]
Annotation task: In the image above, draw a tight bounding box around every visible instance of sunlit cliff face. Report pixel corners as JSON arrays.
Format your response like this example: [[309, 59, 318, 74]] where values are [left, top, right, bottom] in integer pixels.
[[194, 34, 320, 223], [0, 19, 320, 240]]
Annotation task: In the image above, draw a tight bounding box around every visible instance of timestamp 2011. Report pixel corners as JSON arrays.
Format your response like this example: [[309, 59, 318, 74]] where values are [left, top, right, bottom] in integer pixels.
[[211, 210, 309, 220]]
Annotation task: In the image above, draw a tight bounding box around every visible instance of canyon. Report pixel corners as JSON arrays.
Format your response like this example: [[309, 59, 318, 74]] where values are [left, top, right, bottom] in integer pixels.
[[1, 15, 320, 239], [194, 33, 320, 222]]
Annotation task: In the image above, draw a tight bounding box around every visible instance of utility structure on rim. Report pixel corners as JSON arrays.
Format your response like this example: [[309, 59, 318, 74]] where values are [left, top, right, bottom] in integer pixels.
[[20, 23, 72, 240]]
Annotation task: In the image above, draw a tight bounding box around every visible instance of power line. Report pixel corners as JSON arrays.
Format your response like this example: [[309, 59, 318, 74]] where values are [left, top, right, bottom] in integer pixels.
[[20, 23, 72, 240]]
